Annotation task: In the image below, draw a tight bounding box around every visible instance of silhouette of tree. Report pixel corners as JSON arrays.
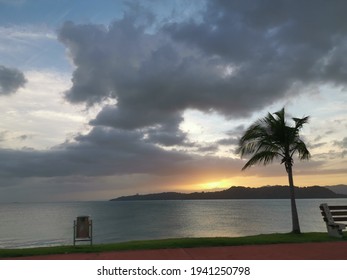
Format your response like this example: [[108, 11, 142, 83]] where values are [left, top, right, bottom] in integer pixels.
[[237, 108, 310, 233]]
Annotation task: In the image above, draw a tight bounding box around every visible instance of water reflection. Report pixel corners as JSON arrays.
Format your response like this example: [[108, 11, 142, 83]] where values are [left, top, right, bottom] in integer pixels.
[[0, 198, 346, 248]]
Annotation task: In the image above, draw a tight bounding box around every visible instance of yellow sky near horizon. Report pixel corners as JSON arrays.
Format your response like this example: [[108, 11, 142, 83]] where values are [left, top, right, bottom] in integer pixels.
[[188, 173, 347, 192]]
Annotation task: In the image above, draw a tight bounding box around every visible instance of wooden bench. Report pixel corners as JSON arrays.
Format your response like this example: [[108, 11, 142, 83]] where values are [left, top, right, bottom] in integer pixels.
[[320, 203, 347, 238]]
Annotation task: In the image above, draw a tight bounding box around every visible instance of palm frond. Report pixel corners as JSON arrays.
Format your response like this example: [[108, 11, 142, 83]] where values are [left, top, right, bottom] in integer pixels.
[[274, 108, 286, 126], [238, 107, 311, 171], [293, 116, 310, 130], [241, 150, 279, 170], [291, 139, 311, 160]]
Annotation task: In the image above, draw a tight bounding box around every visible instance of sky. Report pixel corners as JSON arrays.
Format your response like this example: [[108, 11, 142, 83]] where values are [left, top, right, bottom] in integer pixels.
[[0, 0, 346, 202]]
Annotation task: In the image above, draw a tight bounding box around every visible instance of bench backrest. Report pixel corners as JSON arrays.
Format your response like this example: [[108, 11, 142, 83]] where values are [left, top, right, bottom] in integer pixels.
[[320, 203, 347, 223]]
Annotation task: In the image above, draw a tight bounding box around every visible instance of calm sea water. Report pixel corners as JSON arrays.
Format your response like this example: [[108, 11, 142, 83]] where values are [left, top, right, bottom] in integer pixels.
[[0, 199, 346, 249]]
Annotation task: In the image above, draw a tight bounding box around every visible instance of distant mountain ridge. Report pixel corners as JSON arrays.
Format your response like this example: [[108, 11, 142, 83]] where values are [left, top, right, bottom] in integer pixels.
[[324, 185, 347, 195], [111, 185, 347, 201]]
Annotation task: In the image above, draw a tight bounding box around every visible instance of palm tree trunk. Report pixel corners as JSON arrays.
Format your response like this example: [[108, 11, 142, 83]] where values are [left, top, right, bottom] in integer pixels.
[[287, 165, 301, 233]]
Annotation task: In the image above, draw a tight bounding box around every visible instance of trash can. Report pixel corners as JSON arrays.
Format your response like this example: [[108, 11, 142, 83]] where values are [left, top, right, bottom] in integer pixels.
[[73, 216, 92, 246]]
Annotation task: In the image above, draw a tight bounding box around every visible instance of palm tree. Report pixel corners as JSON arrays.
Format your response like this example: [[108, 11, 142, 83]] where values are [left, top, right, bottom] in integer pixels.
[[237, 108, 310, 233]]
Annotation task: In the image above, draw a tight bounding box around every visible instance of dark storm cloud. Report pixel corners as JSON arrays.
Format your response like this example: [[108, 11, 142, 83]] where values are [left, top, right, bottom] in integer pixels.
[[0, 126, 242, 180], [145, 116, 191, 147], [89, 105, 190, 146], [166, 0, 347, 100], [0, 65, 26, 95], [58, 12, 277, 132], [59, 1, 347, 138]]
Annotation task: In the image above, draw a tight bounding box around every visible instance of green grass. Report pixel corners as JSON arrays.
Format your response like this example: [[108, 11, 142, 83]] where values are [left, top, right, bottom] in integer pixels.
[[0, 232, 345, 258]]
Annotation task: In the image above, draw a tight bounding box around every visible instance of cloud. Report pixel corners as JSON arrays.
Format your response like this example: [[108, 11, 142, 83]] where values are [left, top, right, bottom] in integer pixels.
[[57, 15, 274, 131], [145, 115, 191, 147], [217, 137, 239, 146], [0, 125, 242, 180], [1, 120, 333, 184], [53, 2, 347, 180], [0, 130, 30, 143], [0, 131, 8, 142], [165, 0, 347, 100], [58, 1, 347, 144], [308, 142, 327, 150], [334, 137, 347, 157], [0, 65, 26, 95], [334, 137, 347, 149], [217, 125, 246, 146]]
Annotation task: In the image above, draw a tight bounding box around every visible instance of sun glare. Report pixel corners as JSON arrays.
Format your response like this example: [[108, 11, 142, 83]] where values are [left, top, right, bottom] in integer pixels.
[[197, 179, 232, 191]]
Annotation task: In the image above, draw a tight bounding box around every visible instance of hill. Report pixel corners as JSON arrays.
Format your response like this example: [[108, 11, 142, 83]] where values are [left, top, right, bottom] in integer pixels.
[[111, 185, 347, 201], [324, 184, 347, 195]]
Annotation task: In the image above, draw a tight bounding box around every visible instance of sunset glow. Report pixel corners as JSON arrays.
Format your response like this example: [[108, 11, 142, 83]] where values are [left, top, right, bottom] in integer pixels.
[[196, 180, 234, 191]]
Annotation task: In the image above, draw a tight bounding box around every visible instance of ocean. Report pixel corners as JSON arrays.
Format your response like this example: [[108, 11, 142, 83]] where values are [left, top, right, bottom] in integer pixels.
[[0, 198, 345, 249]]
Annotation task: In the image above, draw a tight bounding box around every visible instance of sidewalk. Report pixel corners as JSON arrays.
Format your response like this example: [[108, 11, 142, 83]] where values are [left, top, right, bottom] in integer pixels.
[[5, 241, 347, 260]]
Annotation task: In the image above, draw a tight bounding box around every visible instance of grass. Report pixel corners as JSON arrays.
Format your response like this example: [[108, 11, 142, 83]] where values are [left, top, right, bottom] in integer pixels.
[[0, 232, 345, 258]]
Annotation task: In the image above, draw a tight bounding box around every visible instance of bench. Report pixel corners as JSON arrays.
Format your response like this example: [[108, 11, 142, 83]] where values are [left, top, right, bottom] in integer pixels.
[[320, 203, 347, 238]]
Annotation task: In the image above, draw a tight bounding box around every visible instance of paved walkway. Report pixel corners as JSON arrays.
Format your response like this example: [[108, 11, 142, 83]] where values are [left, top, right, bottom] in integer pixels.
[[5, 242, 347, 260]]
